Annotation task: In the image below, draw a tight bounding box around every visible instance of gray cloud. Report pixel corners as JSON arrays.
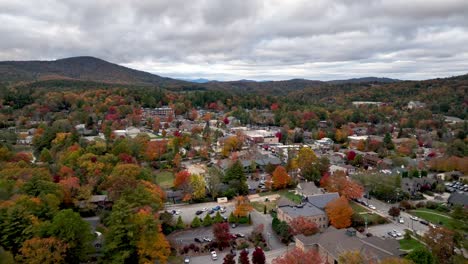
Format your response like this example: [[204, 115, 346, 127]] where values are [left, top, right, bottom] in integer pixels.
[[0, 0, 467, 80]]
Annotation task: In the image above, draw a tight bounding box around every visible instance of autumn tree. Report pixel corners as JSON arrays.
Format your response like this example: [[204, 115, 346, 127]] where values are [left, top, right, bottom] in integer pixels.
[[174, 170, 190, 189], [272, 248, 323, 264], [325, 196, 353, 228], [18, 237, 68, 264], [213, 222, 231, 247], [239, 249, 250, 264], [252, 247, 266, 264], [223, 253, 236, 264], [320, 171, 363, 200], [190, 174, 206, 200], [388, 207, 400, 218], [272, 166, 291, 190], [233, 196, 253, 217], [222, 136, 243, 157], [289, 216, 319, 236], [424, 226, 455, 264], [173, 153, 182, 171]]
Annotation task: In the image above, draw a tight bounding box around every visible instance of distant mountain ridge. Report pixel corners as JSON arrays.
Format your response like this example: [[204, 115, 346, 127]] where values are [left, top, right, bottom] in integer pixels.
[[0, 56, 188, 87], [0, 56, 436, 91]]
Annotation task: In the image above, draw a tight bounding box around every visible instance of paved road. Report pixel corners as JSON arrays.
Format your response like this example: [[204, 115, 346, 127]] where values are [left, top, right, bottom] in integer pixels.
[[364, 197, 428, 236]]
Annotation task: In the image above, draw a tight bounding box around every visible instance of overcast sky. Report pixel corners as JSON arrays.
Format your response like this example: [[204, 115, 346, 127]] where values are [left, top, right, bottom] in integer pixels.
[[1, 0, 468, 81]]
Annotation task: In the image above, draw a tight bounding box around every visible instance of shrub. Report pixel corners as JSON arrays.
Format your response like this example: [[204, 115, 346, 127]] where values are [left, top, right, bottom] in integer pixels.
[[416, 202, 426, 208], [425, 201, 438, 209], [191, 216, 201, 228], [400, 200, 414, 210]]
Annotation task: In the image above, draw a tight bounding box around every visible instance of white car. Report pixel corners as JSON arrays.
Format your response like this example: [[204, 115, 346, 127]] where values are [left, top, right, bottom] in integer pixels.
[[398, 218, 404, 224], [410, 216, 418, 221], [211, 251, 218, 260], [202, 207, 208, 212], [175, 210, 181, 215], [368, 205, 376, 210]]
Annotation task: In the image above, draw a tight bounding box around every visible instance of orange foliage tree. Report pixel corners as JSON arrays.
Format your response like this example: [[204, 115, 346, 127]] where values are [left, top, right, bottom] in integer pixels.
[[289, 216, 319, 236], [320, 171, 363, 200], [325, 196, 353, 228], [272, 248, 324, 264], [233, 196, 253, 217], [174, 170, 190, 189], [145, 140, 167, 161], [19, 237, 68, 264], [272, 166, 291, 190]]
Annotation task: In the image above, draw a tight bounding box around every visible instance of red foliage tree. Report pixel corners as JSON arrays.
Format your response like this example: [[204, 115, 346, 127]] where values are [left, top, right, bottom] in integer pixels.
[[321, 171, 363, 200], [174, 171, 190, 189], [239, 249, 250, 264], [252, 247, 266, 264], [289, 216, 319, 236], [347, 151, 356, 161], [213, 223, 231, 247], [273, 248, 324, 264]]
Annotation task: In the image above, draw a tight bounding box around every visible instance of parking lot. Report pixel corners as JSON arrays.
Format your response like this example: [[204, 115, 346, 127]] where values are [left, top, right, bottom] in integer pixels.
[[165, 201, 236, 224], [367, 223, 407, 239]]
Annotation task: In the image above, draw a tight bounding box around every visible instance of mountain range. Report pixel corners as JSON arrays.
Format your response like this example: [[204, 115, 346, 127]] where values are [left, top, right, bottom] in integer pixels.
[[0, 56, 404, 89]]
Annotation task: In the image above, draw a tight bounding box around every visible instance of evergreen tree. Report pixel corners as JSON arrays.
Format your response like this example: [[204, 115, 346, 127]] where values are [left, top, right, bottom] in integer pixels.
[[191, 217, 201, 228], [213, 212, 224, 223], [176, 216, 185, 230], [203, 214, 213, 227]]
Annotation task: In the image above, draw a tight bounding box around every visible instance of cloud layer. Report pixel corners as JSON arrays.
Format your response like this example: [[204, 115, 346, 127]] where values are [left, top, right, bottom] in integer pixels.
[[1, 0, 467, 80]]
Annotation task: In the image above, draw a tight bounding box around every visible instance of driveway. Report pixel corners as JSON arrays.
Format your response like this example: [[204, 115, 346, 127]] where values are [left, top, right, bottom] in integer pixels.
[[186, 246, 288, 264]]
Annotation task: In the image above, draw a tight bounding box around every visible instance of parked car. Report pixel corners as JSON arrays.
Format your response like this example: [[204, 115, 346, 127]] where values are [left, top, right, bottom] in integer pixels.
[[195, 210, 203, 215], [231, 223, 237, 228], [235, 233, 245, 238], [203, 237, 212, 242], [208, 210, 215, 215], [410, 216, 418, 221], [184, 256, 190, 263], [194, 238, 203, 243], [202, 207, 208, 212], [387, 231, 397, 238], [399, 218, 404, 224], [419, 220, 429, 225], [368, 205, 376, 210], [213, 205, 221, 211], [211, 251, 218, 260]]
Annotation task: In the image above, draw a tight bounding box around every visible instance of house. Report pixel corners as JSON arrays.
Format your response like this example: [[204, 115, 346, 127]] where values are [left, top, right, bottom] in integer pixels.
[[407, 101, 426, 109], [363, 152, 381, 168], [277, 193, 339, 230], [401, 177, 437, 196], [297, 181, 323, 196], [295, 227, 402, 263], [447, 193, 468, 208]]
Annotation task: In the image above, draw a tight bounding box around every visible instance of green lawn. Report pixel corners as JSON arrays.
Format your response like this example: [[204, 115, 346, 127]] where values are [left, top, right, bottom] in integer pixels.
[[258, 189, 303, 204], [399, 238, 425, 251], [154, 171, 175, 189], [410, 209, 467, 232], [251, 201, 277, 213]]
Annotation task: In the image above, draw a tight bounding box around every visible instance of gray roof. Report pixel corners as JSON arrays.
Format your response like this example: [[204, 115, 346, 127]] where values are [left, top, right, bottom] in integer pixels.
[[89, 195, 108, 203], [277, 197, 295, 207], [298, 182, 321, 196], [306, 193, 339, 209], [279, 203, 325, 218], [296, 227, 402, 261], [448, 192, 468, 206]]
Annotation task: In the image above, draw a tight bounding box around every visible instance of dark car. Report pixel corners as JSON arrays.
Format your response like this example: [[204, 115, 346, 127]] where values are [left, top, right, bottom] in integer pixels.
[[208, 210, 215, 215], [212, 205, 221, 211], [419, 220, 429, 225], [194, 238, 203, 243], [195, 210, 203, 215], [235, 233, 245, 238]]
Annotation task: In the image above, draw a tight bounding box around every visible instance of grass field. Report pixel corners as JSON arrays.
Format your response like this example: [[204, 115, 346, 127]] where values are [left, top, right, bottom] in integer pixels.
[[258, 189, 303, 204], [154, 171, 175, 189], [399, 237, 425, 251], [410, 208, 467, 232], [251, 201, 277, 213]]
